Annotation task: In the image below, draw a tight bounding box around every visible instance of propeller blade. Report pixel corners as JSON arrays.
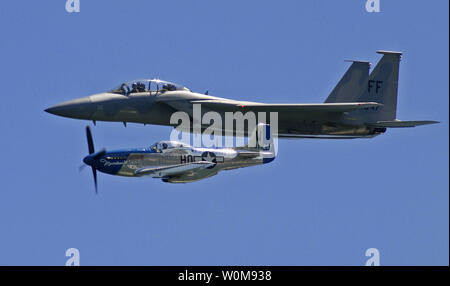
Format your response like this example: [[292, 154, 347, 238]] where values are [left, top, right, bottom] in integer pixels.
[[79, 164, 87, 172], [91, 167, 98, 194], [93, 148, 107, 160], [84, 126, 101, 194], [86, 126, 95, 154]]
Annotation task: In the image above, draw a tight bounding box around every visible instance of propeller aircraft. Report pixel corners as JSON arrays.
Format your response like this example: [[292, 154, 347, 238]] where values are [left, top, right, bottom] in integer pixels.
[[81, 123, 275, 191]]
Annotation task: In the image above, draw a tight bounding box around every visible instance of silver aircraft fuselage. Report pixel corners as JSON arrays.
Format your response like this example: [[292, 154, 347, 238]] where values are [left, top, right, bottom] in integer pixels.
[[86, 144, 274, 184], [82, 123, 275, 188]]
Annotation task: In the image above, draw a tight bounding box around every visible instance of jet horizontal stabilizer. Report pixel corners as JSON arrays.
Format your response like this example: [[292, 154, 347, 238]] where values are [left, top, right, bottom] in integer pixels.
[[376, 50, 403, 55], [343, 59, 371, 64], [367, 120, 439, 128]]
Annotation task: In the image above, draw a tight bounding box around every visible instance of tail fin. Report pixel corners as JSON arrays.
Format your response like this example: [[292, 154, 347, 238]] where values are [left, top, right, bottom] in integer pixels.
[[327, 51, 438, 127], [248, 123, 273, 149], [325, 60, 370, 103], [248, 124, 276, 163], [255, 124, 276, 164], [358, 50, 402, 121]]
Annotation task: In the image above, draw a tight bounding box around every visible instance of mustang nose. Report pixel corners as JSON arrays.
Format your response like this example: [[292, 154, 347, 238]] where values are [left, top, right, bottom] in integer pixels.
[[83, 155, 94, 166], [45, 96, 95, 119]]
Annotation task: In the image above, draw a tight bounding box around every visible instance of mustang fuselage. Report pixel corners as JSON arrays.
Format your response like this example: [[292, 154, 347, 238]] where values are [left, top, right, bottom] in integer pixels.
[[84, 141, 275, 183]]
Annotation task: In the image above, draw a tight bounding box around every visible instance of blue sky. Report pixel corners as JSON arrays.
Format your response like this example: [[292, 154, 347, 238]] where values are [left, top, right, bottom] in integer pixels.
[[0, 1, 448, 265]]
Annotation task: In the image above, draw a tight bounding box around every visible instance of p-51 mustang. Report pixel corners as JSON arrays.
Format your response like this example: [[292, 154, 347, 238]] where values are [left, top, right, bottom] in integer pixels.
[[82, 124, 275, 191], [46, 50, 438, 139]]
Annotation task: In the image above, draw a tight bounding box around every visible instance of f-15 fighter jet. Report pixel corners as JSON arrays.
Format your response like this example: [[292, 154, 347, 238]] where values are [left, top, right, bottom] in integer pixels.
[[82, 124, 275, 190], [46, 51, 438, 139]]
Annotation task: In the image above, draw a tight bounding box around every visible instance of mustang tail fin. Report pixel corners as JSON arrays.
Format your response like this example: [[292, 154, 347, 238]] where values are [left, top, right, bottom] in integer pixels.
[[248, 123, 273, 149], [248, 123, 276, 162]]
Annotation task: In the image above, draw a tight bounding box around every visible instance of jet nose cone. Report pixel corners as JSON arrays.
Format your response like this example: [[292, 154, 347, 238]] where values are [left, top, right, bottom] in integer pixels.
[[44, 105, 64, 116], [45, 96, 94, 119]]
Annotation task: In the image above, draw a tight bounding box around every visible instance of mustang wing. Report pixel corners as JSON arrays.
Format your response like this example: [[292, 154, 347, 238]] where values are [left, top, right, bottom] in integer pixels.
[[135, 161, 215, 177]]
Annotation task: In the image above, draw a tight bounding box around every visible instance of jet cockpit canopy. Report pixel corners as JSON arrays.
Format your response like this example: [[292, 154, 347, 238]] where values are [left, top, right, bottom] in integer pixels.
[[109, 79, 190, 95]]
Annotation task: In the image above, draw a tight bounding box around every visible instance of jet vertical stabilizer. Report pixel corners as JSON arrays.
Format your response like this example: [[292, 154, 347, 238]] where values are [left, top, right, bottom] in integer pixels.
[[325, 60, 370, 103]]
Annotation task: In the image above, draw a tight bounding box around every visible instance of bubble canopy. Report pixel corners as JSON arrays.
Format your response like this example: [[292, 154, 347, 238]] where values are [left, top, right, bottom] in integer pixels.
[[109, 79, 190, 95], [149, 141, 189, 153]]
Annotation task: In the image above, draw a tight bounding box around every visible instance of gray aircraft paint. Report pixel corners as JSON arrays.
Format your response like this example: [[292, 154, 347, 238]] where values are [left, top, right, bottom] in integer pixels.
[[357, 51, 401, 122], [46, 51, 438, 139], [325, 60, 370, 103]]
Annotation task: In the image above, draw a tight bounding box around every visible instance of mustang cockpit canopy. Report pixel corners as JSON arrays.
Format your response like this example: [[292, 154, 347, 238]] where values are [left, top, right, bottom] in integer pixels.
[[109, 79, 190, 95], [149, 141, 189, 153]]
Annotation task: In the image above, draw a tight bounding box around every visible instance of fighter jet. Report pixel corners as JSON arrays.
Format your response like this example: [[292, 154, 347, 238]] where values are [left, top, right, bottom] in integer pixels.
[[82, 123, 275, 190], [46, 51, 438, 138]]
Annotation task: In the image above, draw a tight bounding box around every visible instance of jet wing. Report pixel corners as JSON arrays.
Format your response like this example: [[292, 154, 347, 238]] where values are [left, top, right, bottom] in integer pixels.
[[367, 120, 439, 128], [189, 100, 383, 113], [135, 161, 215, 177]]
